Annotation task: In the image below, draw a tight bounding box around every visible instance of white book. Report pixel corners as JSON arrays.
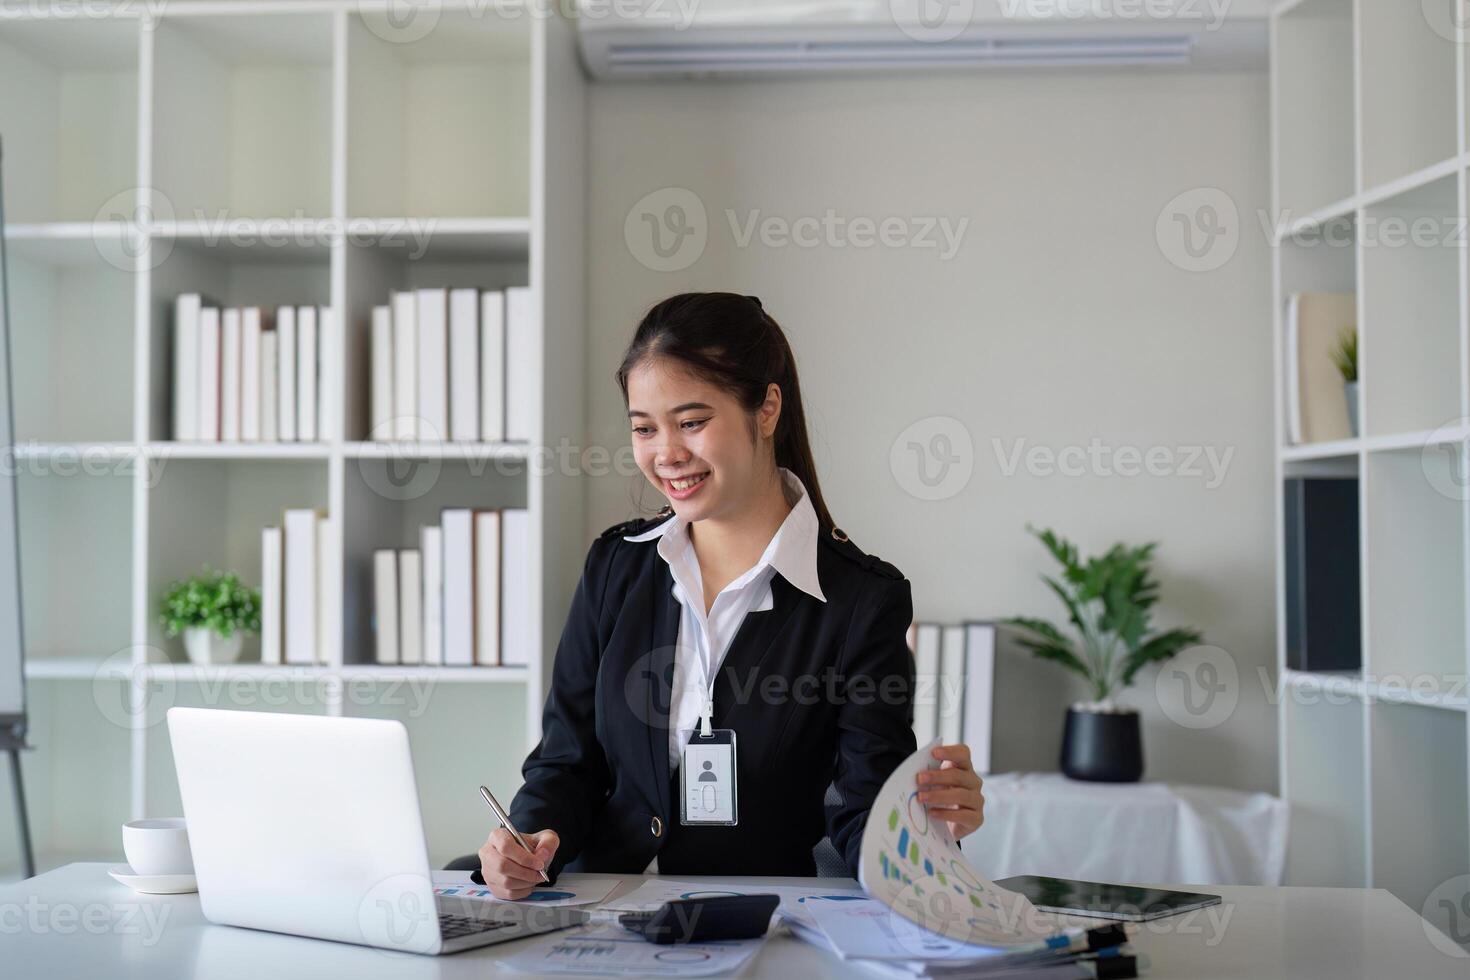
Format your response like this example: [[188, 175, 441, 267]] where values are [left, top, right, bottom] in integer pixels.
[[260, 526, 282, 666], [297, 305, 318, 443], [317, 306, 336, 442], [441, 509, 474, 666], [417, 288, 448, 442], [260, 329, 279, 443], [938, 625, 966, 745], [373, 550, 399, 666], [421, 526, 444, 667], [500, 508, 531, 666], [316, 514, 339, 666], [173, 293, 202, 441], [197, 307, 221, 442], [912, 623, 941, 743], [399, 549, 423, 667], [392, 291, 417, 440], [449, 288, 480, 442], [1285, 294, 1301, 446], [241, 308, 262, 441], [474, 510, 501, 666], [505, 287, 534, 442], [283, 509, 318, 665], [371, 306, 394, 440], [962, 622, 996, 775], [220, 309, 241, 442], [277, 306, 297, 442], [480, 291, 505, 442]]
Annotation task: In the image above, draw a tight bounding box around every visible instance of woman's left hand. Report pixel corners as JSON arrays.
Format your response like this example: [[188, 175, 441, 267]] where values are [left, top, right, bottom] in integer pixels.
[[917, 743, 986, 840]]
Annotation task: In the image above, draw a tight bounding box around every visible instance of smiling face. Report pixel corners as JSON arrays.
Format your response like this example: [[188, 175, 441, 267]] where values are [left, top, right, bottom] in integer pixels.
[[626, 356, 781, 524]]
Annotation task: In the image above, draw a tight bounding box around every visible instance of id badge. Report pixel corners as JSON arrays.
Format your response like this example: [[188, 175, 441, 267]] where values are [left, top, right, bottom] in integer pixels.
[[680, 729, 738, 826]]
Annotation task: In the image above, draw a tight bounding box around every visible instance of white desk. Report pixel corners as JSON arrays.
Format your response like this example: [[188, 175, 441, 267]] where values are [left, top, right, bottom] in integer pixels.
[[3, 863, 1465, 979]]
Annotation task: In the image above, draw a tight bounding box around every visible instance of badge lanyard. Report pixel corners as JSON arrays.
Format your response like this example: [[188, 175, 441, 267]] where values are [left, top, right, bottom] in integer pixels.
[[680, 617, 738, 827]]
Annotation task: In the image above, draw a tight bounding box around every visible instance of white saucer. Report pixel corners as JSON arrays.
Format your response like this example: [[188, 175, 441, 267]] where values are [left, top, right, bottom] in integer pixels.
[[108, 864, 197, 895]]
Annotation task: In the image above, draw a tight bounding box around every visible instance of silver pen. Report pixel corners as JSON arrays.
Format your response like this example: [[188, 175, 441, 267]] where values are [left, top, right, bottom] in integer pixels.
[[479, 785, 551, 884]]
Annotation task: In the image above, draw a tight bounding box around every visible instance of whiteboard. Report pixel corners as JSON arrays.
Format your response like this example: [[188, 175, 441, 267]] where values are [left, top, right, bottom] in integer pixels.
[[0, 140, 26, 729]]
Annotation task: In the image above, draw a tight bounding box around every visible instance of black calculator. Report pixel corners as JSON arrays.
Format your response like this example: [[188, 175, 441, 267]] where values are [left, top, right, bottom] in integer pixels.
[[617, 894, 780, 944]]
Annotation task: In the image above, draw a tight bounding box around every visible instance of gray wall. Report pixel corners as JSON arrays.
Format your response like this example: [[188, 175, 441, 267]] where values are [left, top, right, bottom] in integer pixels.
[[583, 70, 1277, 794]]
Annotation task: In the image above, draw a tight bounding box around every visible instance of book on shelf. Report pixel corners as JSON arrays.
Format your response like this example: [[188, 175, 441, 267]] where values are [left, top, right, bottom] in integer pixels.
[[371, 305, 394, 439], [392, 291, 418, 440], [318, 308, 337, 442], [260, 328, 279, 442], [417, 288, 449, 442], [1284, 478, 1361, 672], [260, 526, 282, 666], [400, 549, 423, 667], [221, 309, 242, 442], [297, 306, 318, 443], [277, 306, 297, 443], [283, 508, 320, 665], [1287, 291, 1355, 445], [317, 514, 340, 668], [938, 624, 965, 745], [241, 308, 262, 442], [481, 290, 506, 442], [421, 526, 444, 667], [450, 287, 480, 443], [474, 510, 501, 666], [373, 549, 399, 666], [173, 293, 203, 441], [442, 509, 475, 666], [198, 307, 221, 442], [505, 286, 533, 442], [500, 508, 531, 666], [905, 620, 995, 769], [961, 621, 996, 774], [911, 623, 940, 742]]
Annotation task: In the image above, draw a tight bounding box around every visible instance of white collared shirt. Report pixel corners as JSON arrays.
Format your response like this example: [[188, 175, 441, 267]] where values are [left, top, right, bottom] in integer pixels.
[[624, 467, 828, 771]]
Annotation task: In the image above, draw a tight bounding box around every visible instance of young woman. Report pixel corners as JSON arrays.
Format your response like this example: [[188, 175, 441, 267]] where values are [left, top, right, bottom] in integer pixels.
[[478, 293, 985, 898]]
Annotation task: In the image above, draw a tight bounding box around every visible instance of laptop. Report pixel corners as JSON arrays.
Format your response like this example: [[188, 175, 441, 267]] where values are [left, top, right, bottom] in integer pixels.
[[167, 707, 587, 954]]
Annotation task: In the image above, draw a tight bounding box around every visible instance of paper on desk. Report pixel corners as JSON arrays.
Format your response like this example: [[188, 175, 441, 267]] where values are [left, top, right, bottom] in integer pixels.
[[859, 739, 1071, 948], [599, 877, 867, 923], [495, 922, 765, 977], [431, 871, 619, 908], [803, 897, 1016, 963]]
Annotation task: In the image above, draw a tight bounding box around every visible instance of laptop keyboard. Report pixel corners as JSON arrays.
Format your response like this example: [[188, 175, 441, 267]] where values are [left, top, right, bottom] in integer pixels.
[[439, 912, 517, 940]]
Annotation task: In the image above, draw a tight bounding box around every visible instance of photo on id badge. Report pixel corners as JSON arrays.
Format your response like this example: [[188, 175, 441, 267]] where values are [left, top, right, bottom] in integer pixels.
[[681, 730, 738, 826]]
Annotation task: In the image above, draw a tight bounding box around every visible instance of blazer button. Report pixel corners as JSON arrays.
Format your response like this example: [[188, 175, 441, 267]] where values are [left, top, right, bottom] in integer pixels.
[[650, 816, 663, 838]]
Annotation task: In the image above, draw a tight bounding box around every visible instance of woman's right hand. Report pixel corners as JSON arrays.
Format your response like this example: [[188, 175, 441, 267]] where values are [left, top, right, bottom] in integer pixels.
[[478, 828, 560, 900]]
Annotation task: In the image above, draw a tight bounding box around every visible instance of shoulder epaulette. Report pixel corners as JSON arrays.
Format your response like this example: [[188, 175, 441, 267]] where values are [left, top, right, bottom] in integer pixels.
[[599, 513, 672, 540], [819, 526, 905, 581]]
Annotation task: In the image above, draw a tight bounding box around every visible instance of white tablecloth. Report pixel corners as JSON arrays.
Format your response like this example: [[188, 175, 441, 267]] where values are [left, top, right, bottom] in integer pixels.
[[962, 772, 1289, 886]]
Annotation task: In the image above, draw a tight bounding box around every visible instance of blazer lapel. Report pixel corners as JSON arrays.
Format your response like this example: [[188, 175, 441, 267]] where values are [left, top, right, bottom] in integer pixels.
[[644, 560, 678, 817], [711, 574, 804, 728]]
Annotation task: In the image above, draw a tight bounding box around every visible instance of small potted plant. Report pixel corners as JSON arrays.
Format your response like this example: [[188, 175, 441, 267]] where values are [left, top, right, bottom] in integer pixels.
[[159, 569, 261, 665], [1005, 527, 1203, 782], [1332, 325, 1358, 437]]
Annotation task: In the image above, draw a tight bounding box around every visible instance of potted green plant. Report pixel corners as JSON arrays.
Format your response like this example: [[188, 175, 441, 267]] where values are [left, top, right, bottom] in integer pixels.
[[159, 569, 262, 665], [1005, 527, 1203, 782], [1331, 325, 1358, 437]]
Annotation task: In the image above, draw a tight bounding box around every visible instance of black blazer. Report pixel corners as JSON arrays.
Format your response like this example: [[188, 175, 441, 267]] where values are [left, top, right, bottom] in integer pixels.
[[509, 514, 917, 880]]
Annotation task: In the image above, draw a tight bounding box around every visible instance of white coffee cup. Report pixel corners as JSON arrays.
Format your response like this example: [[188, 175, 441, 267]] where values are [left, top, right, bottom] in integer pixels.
[[122, 818, 194, 876]]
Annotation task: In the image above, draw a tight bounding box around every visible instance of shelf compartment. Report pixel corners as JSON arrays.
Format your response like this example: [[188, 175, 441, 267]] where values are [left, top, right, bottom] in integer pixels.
[[146, 231, 333, 441], [345, 9, 530, 219], [343, 682, 526, 867], [0, 16, 139, 224], [6, 236, 137, 443], [1369, 701, 1469, 944], [1271, 0, 1354, 216], [1281, 693, 1366, 887], [1359, 175, 1459, 438], [341, 458, 527, 668], [150, 11, 334, 221], [1364, 449, 1466, 693], [146, 458, 330, 663], [18, 466, 132, 665], [341, 228, 528, 441], [1357, 2, 1456, 189]]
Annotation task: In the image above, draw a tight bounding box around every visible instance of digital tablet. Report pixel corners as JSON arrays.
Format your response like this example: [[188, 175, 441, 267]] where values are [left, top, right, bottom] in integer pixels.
[[995, 875, 1222, 922]]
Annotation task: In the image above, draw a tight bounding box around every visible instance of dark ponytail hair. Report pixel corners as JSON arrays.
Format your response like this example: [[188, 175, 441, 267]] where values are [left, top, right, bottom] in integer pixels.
[[616, 292, 835, 531]]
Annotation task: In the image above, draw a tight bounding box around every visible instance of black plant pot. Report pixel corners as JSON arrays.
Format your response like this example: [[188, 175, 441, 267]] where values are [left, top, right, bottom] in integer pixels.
[[1061, 707, 1144, 782]]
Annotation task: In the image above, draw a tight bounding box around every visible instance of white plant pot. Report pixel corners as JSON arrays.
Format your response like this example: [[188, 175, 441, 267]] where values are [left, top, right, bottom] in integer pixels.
[[182, 627, 244, 666]]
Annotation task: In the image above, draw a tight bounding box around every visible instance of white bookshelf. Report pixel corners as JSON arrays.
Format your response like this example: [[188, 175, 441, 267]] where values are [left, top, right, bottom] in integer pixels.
[[0, 1, 586, 873], [1270, 0, 1470, 947]]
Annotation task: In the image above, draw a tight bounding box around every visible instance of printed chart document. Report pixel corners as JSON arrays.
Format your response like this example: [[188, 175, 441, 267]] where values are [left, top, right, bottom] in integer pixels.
[[497, 922, 764, 977], [430, 871, 618, 909]]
